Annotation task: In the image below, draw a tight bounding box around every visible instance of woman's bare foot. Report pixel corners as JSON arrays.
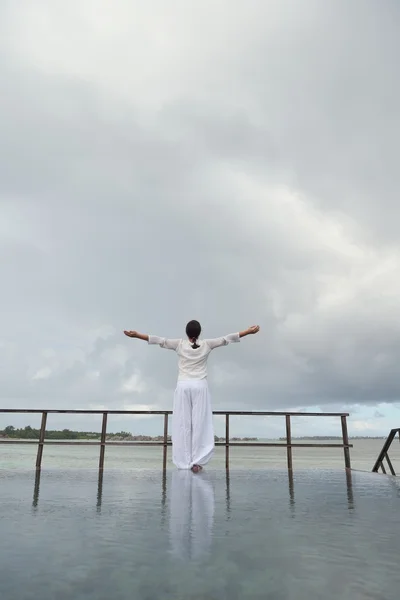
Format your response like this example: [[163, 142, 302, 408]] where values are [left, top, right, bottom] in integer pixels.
[[191, 464, 203, 473]]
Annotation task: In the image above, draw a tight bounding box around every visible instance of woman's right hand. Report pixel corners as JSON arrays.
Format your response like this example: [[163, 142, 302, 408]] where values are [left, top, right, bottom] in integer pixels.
[[124, 330, 138, 338]]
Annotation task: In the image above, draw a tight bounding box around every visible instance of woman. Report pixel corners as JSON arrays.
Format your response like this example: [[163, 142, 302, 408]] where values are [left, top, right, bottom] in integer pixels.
[[124, 321, 260, 472]]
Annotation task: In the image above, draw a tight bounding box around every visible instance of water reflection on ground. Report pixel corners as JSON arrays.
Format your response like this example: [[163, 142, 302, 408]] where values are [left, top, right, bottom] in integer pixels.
[[0, 468, 399, 599], [169, 470, 215, 562]]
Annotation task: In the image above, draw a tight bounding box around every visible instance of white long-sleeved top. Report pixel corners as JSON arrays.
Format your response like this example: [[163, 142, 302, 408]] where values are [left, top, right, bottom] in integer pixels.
[[148, 333, 240, 380]]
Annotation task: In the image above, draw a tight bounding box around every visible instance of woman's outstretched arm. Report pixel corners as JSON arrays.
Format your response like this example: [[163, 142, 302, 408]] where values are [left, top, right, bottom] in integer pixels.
[[206, 325, 260, 350], [124, 331, 180, 350], [124, 330, 149, 341], [239, 325, 260, 338]]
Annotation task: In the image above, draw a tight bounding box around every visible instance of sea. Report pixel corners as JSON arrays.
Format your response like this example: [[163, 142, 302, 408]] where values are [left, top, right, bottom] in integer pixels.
[[1, 439, 400, 599], [0, 437, 396, 471]]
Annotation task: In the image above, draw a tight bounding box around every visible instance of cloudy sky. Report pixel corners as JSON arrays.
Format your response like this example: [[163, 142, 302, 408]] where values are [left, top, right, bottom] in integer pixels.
[[1, 0, 399, 438]]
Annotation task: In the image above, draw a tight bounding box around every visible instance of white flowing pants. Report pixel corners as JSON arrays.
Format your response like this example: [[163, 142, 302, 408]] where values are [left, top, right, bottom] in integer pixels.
[[172, 379, 214, 469]]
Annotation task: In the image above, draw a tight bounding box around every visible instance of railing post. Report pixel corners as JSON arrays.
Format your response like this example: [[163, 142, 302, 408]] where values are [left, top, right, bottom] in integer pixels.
[[99, 413, 108, 471], [32, 470, 41, 509], [345, 469, 354, 509], [161, 470, 167, 526], [163, 413, 168, 471], [225, 414, 230, 470], [35, 411, 48, 471], [97, 469, 103, 512], [385, 453, 396, 476], [341, 415, 351, 470], [288, 469, 295, 511], [225, 470, 231, 518], [285, 414, 293, 471]]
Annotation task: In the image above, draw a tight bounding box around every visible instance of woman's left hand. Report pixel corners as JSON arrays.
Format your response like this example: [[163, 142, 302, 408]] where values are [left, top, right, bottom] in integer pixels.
[[247, 325, 260, 335]]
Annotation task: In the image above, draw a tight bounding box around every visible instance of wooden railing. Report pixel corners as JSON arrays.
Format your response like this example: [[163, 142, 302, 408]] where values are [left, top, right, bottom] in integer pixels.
[[372, 428, 400, 475], [0, 409, 352, 471]]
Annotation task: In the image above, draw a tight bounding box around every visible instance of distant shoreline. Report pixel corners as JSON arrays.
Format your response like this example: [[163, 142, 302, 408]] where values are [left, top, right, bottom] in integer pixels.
[[0, 427, 258, 442], [0, 426, 385, 442]]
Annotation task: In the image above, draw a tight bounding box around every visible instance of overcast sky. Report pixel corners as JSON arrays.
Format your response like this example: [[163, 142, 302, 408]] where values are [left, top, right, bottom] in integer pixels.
[[1, 0, 399, 438]]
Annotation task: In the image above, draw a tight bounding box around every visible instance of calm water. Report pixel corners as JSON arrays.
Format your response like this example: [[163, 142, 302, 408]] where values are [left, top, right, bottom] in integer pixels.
[[0, 438, 398, 471], [0, 468, 399, 599]]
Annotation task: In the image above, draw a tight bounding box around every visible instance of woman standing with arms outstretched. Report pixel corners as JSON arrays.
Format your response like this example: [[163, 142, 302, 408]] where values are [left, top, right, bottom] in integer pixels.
[[124, 321, 260, 472]]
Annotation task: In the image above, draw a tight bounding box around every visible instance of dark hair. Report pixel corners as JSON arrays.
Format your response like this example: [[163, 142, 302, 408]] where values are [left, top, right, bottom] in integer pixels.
[[186, 320, 201, 349]]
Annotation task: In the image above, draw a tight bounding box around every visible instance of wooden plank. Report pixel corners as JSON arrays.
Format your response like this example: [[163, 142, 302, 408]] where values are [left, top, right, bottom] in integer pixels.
[[0, 440, 353, 448], [214, 410, 342, 416], [0, 440, 100, 445], [0, 409, 350, 417], [286, 415, 293, 471], [0, 409, 173, 414], [218, 441, 349, 448], [0, 440, 39, 444]]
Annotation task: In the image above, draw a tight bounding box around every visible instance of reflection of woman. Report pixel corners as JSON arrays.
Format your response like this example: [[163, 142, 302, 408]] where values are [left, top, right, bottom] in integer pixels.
[[169, 470, 215, 561], [124, 321, 260, 472]]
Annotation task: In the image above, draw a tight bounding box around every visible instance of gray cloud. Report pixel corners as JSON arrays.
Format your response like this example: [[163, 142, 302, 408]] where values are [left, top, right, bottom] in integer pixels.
[[374, 411, 384, 419], [1, 0, 399, 433]]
